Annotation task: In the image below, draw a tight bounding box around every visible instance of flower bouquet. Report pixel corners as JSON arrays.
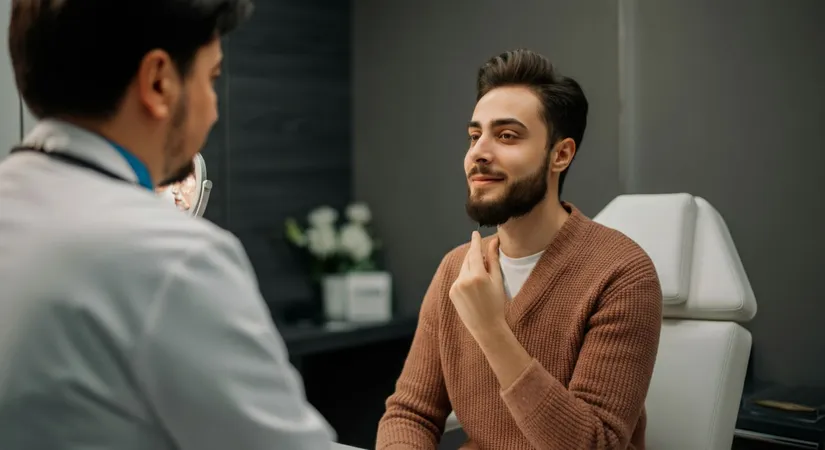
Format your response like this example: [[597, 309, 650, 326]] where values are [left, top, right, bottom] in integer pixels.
[[284, 203, 392, 322]]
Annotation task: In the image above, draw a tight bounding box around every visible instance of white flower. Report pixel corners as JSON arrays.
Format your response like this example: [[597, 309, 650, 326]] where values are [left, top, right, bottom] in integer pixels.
[[307, 206, 338, 228], [345, 202, 371, 224], [339, 223, 373, 261], [306, 225, 338, 258]]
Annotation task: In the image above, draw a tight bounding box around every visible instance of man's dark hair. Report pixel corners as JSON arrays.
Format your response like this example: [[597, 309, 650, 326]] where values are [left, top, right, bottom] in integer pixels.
[[476, 49, 588, 198], [8, 0, 254, 120]]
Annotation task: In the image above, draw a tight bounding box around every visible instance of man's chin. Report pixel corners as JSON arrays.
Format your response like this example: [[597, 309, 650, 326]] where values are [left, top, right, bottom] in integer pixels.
[[467, 199, 493, 210]]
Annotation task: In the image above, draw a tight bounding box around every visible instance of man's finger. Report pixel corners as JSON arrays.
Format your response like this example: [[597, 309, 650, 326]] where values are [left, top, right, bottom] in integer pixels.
[[487, 236, 503, 285], [468, 231, 485, 273]]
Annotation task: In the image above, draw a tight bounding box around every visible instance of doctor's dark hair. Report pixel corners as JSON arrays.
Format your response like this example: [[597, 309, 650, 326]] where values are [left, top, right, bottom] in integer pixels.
[[8, 0, 254, 120], [476, 49, 588, 198]]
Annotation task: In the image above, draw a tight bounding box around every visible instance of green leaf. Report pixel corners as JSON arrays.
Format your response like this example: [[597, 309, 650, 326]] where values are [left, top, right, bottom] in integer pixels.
[[284, 217, 307, 247]]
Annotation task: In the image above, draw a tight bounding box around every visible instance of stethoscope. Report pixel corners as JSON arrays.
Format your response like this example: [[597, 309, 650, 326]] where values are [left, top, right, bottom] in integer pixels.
[[10, 145, 138, 186], [10, 145, 212, 217]]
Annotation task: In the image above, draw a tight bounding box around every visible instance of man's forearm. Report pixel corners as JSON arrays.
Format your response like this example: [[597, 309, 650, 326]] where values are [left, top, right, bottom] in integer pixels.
[[472, 319, 534, 390], [377, 274, 451, 450]]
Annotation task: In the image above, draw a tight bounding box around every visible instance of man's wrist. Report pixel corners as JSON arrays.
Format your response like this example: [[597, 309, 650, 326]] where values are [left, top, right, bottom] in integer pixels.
[[472, 318, 512, 349], [471, 318, 534, 390]]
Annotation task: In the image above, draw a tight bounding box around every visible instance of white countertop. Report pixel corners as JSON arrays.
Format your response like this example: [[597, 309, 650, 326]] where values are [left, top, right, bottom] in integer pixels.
[[331, 443, 364, 450]]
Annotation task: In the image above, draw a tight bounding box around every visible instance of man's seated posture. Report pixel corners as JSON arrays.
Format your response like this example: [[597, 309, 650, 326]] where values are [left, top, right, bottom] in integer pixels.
[[376, 49, 663, 450]]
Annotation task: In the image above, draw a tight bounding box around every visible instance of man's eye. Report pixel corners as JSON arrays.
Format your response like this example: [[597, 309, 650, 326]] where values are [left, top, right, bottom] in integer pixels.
[[468, 134, 480, 142], [500, 133, 516, 140]]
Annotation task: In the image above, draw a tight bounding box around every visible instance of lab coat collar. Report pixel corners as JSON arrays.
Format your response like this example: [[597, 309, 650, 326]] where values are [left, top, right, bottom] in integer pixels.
[[22, 119, 143, 186]]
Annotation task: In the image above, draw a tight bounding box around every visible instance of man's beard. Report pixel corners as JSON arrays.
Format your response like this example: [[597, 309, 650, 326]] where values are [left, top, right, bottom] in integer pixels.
[[158, 94, 193, 187], [159, 158, 195, 187], [465, 152, 550, 227]]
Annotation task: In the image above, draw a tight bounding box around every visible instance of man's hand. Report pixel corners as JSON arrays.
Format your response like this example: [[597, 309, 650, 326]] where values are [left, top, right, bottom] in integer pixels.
[[450, 232, 534, 390], [449, 231, 507, 338]]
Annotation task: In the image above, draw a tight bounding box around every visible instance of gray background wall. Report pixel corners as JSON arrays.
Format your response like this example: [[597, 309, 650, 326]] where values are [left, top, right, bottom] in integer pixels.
[[353, 0, 825, 387], [0, 1, 21, 158]]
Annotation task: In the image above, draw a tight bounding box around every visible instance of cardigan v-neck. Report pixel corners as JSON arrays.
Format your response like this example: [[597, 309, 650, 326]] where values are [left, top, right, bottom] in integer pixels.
[[504, 204, 592, 326]]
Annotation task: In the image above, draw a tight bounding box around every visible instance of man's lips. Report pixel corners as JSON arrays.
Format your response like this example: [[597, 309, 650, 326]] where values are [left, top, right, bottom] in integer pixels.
[[470, 176, 504, 185]]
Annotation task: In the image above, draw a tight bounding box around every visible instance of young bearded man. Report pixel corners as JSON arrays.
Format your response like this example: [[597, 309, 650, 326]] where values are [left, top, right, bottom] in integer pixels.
[[376, 49, 663, 450]]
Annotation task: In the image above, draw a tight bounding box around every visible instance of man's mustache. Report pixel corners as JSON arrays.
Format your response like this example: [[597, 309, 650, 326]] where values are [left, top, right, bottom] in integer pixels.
[[467, 165, 507, 179]]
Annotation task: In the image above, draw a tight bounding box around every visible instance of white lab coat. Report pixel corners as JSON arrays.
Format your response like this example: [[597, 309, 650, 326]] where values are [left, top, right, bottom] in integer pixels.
[[0, 120, 335, 449]]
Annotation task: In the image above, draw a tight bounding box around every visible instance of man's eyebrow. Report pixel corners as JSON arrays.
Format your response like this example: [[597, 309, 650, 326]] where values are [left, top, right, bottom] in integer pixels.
[[467, 118, 527, 129]]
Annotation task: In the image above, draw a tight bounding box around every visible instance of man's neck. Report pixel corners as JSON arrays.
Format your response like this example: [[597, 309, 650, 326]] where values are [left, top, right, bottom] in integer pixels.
[[61, 116, 164, 186], [497, 198, 570, 258]]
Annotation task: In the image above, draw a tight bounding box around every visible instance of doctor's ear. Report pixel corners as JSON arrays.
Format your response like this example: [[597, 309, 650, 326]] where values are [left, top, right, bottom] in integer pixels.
[[136, 49, 180, 121]]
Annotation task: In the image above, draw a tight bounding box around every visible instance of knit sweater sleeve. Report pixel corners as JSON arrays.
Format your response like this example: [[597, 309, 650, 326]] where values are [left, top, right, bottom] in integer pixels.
[[376, 256, 453, 450], [500, 271, 663, 450]]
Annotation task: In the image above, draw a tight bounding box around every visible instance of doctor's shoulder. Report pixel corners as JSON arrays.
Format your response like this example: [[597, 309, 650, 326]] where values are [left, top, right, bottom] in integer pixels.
[[74, 196, 256, 297]]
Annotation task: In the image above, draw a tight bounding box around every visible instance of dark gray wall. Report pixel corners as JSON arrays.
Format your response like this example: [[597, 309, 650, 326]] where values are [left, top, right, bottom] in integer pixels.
[[203, 0, 352, 314], [353, 0, 825, 386], [353, 0, 621, 317], [633, 0, 825, 386]]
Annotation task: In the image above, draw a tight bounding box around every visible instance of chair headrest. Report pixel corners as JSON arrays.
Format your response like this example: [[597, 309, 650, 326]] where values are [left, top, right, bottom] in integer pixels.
[[593, 193, 756, 322]]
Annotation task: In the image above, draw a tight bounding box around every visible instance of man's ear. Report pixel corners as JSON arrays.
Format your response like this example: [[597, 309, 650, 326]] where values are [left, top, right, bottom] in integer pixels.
[[136, 49, 179, 120], [549, 137, 576, 173]]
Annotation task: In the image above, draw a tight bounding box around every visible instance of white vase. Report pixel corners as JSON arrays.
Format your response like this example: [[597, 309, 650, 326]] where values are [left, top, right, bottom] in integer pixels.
[[321, 274, 348, 321], [344, 271, 393, 323], [321, 272, 393, 323]]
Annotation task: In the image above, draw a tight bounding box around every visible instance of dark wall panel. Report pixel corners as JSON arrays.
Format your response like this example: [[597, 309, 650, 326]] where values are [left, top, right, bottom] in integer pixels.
[[204, 0, 352, 315]]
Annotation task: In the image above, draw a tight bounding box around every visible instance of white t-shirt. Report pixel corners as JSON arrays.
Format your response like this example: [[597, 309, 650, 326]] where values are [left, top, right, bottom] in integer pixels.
[[499, 249, 545, 299]]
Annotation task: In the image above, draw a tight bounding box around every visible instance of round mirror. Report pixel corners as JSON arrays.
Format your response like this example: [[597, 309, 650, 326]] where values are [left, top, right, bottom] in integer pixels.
[[155, 153, 213, 217]]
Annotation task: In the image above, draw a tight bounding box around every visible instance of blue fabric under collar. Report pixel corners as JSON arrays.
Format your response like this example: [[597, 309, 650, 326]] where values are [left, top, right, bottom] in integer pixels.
[[107, 140, 154, 191]]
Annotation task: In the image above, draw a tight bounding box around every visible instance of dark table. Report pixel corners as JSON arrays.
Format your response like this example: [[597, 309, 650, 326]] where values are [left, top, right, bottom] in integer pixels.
[[281, 316, 418, 362], [279, 316, 419, 449], [734, 382, 825, 449]]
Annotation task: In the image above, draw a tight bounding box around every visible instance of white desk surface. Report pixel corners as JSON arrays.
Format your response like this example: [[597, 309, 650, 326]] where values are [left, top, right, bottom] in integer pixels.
[[331, 443, 364, 449]]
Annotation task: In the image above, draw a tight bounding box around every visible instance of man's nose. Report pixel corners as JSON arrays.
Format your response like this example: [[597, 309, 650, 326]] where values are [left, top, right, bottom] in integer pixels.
[[468, 136, 494, 164]]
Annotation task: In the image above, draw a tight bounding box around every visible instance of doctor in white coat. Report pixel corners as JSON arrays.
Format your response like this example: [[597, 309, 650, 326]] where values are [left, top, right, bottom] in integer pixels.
[[0, 1, 335, 449]]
